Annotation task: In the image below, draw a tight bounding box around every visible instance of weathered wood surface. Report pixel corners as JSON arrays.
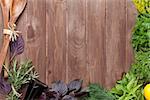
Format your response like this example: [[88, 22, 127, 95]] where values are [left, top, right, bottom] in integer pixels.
[[0, 0, 137, 89]]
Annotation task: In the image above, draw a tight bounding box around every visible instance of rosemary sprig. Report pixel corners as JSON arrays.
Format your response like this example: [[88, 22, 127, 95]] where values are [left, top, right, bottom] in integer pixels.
[[4, 60, 39, 100]]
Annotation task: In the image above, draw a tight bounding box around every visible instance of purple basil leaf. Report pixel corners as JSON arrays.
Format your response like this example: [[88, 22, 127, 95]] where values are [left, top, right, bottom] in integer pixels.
[[51, 81, 68, 96], [62, 95, 76, 100], [67, 79, 82, 92], [10, 35, 24, 60], [0, 75, 11, 95]]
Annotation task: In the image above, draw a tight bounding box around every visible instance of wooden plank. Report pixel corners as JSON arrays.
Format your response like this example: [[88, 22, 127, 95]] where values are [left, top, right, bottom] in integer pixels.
[[125, 0, 137, 72], [105, 0, 126, 88], [26, 0, 46, 83], [16, 1, 27, 62], [67, 0, 88, 85], [0, 1, 3, 76], [0, 93, 5, 100], [86, 0, 106, 86], [46, 0, 67, 84], [0, 7, 3, 48], [0, 0, 137, 88]]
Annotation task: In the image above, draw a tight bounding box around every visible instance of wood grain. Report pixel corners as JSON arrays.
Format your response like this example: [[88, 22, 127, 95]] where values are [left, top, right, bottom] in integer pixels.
[[0, 7, 3, 48], [0, 0, 136, 89], [16, 0, 27, 62], [86, 0, 106, 87], [46, 0, 67, 84], [26, 0, 46, 83], [67, 0, 89, 85], [105, 0, 127, 88], [125, 0, 137, 72]]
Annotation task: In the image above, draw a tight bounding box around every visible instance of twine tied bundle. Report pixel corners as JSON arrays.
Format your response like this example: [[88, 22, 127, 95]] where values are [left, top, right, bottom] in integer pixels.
[[3, 23, 20, 42], [0, 0, 27, 76]]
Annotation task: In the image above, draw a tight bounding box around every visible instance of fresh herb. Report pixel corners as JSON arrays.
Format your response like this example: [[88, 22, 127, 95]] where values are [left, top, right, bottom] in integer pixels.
[[4, 60, 39, 100], [132, 14, 150, 52], [130, 51, 150, 84], [111, 73, 144, 100], [83, 84, 115, 100]]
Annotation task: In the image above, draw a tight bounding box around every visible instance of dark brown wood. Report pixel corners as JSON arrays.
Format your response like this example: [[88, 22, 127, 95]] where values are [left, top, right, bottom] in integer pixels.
[[0, 0, 136, 89], [86, 0, 106, 87], [67, 0, 89, 85], [25, 0, 46, 83], [125, 0, 137, 72], [16, 0, 27, 62], [46, 0, 67, 84], [105, 0, 127, 88], [0, 7, 2, 48]]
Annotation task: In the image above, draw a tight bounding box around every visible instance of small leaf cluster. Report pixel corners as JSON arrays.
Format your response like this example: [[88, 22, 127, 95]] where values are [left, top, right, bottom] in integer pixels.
[[132, 14, 150, 52], [4, 60, 39, 100], [111, 73, 144, 100], [83, 84, 115, 100], [130, 51, 150, 84], [44, 79, 88, 100]]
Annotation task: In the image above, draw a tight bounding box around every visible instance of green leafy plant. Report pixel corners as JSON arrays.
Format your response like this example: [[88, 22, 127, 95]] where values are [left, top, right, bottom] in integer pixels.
[[4, 60, 39, 100], [130, 51, 150, 84], [132, 14, 150, 52], [83, 84, 115, 100], [111, 73, 144, 100]]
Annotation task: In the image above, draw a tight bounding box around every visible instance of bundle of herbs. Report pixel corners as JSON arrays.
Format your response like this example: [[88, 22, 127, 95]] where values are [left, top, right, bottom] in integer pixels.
[[0, 0, 29, 99], [4, 60, 39, 100]]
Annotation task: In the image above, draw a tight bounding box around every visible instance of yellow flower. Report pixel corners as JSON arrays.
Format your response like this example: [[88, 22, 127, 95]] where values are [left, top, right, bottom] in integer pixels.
[[132, 0, 150, 14]]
